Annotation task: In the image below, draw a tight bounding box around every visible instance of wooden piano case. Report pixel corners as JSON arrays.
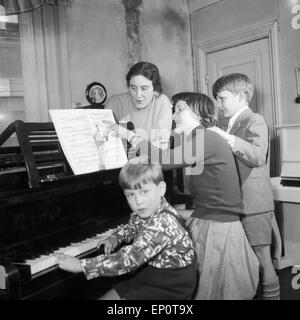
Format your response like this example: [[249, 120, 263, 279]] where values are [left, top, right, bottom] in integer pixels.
[[0, 121, 130, 299]]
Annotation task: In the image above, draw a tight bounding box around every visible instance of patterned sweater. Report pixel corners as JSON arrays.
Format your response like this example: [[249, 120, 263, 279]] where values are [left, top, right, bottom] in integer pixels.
[[80, 199, 195, 280]]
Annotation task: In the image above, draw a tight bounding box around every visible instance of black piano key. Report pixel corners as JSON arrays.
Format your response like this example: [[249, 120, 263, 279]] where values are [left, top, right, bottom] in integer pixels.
[[98, 243, 105, 254], [1, 220, 120, 264]]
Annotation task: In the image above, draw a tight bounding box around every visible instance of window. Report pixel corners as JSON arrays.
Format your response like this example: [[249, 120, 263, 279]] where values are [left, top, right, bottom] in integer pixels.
[[0, 6, 25, 146], [0, 4, 71, 146]]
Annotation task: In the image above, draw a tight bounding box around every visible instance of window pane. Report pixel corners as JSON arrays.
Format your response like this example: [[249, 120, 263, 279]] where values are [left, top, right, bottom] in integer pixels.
[[0, 11, 25, 146]]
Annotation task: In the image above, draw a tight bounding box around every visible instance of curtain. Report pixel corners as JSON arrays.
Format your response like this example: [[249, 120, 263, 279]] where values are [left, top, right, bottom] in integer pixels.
[[19, 4, 71, 122], [0, 0, 70, 16]]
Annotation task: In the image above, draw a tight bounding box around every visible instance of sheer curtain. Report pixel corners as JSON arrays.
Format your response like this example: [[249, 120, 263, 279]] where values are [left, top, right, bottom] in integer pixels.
[[19, 4, 71, 122]]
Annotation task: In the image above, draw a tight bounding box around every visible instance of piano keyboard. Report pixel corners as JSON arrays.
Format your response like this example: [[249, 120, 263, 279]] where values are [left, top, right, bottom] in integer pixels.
[[19, 228, 115, 276]]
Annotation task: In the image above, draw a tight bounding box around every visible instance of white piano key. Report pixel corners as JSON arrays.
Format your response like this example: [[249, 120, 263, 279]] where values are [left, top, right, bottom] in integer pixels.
[[23, 228, 117, 275]]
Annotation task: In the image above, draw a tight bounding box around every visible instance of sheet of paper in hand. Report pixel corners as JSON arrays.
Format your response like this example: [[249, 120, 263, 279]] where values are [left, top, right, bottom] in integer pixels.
[[49, 109, 127, 175]]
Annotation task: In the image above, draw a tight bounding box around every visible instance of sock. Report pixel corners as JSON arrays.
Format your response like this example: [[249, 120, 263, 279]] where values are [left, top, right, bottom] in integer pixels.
[[261, 275, 280, 300]]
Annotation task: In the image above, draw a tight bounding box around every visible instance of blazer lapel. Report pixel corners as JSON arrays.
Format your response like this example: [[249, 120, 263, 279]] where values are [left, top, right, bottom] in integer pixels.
[[229, 121, 240, 135], [229, 109, 253, 135]]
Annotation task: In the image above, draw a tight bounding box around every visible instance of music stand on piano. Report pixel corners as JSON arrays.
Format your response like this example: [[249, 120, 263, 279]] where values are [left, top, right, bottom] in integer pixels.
[[0, 120, 73, 188]]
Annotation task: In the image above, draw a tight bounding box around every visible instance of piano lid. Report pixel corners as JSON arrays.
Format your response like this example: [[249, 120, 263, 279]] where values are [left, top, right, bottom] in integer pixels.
[[280, 162, 300, 186]]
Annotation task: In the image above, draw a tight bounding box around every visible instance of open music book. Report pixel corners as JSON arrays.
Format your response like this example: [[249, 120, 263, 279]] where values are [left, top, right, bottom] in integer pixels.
[[49, 109, 127, 175]]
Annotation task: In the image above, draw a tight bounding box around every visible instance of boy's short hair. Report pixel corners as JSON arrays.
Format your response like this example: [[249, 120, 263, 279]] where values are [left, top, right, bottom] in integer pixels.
[[119, 162, 164, 190], [212, 73, 254, 104], [172, 92, 217, 128], [126, 61, 162, 94]]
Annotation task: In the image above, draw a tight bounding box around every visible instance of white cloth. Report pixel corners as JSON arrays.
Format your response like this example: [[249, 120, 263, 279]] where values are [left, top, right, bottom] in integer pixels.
[[186, 217, 259, 300]]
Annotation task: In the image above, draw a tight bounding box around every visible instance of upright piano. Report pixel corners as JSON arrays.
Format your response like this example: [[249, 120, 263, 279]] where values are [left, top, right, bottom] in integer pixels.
[[270, 126, 300, 269], [0, 120, 133, 300]]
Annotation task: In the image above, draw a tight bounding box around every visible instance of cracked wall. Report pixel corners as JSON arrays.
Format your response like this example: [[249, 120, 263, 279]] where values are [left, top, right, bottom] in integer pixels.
[[66, 0, 193, 104]]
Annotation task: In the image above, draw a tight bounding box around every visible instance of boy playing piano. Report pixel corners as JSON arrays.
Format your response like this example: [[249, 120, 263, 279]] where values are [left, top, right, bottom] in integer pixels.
[[55, 163, 197, 300]]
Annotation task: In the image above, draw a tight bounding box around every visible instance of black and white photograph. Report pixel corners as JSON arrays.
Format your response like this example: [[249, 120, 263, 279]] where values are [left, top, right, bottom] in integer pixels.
[[0, 0, 300, 306]]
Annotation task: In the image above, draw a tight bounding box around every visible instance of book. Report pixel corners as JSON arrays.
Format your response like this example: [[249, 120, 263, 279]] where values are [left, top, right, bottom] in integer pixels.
[[49, 109, 127, 175]]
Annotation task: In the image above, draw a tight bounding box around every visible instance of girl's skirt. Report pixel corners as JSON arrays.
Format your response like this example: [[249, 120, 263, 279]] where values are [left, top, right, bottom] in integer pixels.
[[186, 217, 259, 300]]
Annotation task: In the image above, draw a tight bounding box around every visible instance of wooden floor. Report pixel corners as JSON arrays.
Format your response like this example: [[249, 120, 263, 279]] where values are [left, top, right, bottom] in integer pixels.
[[278, 267, 300, 300]]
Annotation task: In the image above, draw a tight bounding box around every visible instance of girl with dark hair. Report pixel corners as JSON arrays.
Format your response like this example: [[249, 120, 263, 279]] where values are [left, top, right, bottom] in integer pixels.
[[105, 61, 172, 149], [171, 92, 217, 128]]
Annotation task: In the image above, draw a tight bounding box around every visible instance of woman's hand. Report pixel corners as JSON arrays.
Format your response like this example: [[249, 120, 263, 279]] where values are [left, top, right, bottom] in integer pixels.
[[93, 129, 108, 147], [102, 122, 134, 141], [55, 254, 83, 273]]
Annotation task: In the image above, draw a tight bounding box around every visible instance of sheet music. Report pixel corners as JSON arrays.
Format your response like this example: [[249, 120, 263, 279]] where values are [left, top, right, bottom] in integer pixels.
[[49, 109, 127, 175]]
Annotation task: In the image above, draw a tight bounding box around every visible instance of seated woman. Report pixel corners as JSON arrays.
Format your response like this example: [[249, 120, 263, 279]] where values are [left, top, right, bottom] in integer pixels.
[[105, 61, 173, 149], [108, 92, 260, 300]]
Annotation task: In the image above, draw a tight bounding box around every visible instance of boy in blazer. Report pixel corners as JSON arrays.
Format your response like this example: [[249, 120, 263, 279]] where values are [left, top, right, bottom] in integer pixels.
[[210, 73, 280, 300]]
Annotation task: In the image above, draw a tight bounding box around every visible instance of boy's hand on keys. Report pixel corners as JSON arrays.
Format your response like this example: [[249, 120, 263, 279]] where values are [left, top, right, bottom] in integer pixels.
[[55, 253, 83, 273], [97, 236, 118, 256]]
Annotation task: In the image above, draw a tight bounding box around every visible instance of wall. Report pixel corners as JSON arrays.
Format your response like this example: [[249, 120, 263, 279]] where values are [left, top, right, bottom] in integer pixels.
[[190, 0, 300, 124], [190, 0, 277, 43], [189, 0, 225, 13], [65, 0, 300, 121], [278, 0, 300, 124], [65, 0, 193, 107]]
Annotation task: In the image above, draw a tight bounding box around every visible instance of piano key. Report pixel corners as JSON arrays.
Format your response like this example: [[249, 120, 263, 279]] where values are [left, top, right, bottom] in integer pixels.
[[25, 255, 58, 275], [22, 228, 115, 275]]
